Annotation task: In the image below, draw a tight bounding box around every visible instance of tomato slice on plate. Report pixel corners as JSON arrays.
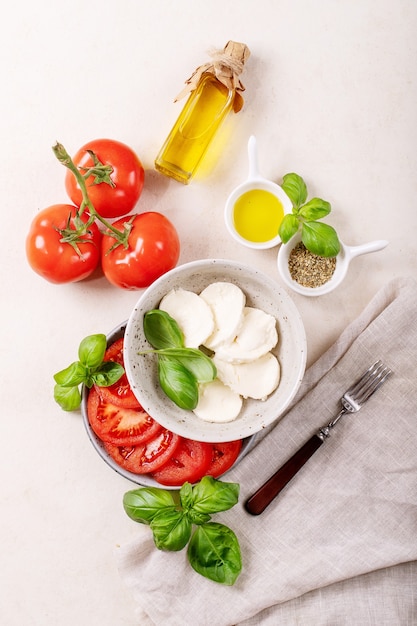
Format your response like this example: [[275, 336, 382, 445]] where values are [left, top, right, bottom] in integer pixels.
[[152, 438, 213, 486], [103, 429, 181, 474], [206, 440, 243, 478], [95, 336, 140, 409], [87, 387, 162, 446]]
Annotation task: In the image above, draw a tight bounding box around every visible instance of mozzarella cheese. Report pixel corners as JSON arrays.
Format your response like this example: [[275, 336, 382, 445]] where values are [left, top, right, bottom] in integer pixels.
[[213, 352, 280, 400], [193, 379, 243, 422], [214, 307, 278, 363], [199, 281, 245, 350], [159, 287, 214, 348]]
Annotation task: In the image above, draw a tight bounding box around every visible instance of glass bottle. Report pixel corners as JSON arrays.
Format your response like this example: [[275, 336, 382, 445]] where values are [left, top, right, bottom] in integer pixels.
[[155, 41, 250, 184]]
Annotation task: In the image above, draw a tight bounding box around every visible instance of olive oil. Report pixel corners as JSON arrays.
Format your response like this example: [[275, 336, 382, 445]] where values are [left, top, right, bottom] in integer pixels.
[[155, 41, 250, 184], [233, 189, 285, 243], [155, 74, 234, 184]]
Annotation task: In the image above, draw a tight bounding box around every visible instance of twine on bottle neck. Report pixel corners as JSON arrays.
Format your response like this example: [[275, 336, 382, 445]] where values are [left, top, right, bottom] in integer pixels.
[[175, 41, 250, 112]]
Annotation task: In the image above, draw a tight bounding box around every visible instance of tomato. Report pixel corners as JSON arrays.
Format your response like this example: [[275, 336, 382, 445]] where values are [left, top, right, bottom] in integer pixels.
[[101, 212, 180, 290], [87, 387, 162, 446], [95, 337, 140, 408], [65, 139, 145, 218], [25, 204, 101, 284], [152, 438, 213, 486], [103, 429, 181, 474], [206, 440, 243, 478]]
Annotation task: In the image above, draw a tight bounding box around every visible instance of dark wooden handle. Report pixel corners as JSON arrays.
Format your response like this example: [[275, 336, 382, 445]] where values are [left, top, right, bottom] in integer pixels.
[[244, 434, 324, 515]]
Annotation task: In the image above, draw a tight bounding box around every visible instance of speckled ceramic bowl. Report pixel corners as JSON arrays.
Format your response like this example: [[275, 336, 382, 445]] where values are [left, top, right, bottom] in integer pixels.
[[124, 259, 307, 443], [81, 321, 259, 488]]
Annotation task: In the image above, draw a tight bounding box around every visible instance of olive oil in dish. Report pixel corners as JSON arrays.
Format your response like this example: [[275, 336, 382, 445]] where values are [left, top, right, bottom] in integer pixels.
[[233, 189, 285, 243]]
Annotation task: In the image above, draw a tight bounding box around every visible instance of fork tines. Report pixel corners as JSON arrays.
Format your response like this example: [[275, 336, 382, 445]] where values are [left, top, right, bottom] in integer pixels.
[[347, 360, 392, 405]]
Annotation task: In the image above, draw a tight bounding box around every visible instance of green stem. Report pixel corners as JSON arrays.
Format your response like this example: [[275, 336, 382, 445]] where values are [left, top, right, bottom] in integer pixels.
[[52, 142, 131, 248]]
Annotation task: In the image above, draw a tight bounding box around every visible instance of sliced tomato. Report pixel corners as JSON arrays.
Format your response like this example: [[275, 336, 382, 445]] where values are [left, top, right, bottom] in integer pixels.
[[152, 438, 213, 486], [205, 440, 243, 478], [95, 336, 140, 408], [87, 387, 162, 446], [103, 429, 181, 474]]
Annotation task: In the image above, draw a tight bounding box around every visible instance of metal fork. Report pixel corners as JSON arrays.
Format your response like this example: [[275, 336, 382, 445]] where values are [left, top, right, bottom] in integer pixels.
[[245, 360, 393, 515]]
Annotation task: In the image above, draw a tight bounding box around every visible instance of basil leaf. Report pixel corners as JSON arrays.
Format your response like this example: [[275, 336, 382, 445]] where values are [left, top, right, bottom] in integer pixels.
[[279, 214, 299, 243], [90, 361, 124, 387], [78, 334, 107, 367], [150, 508, 192, 551], [158, 356, 199, 409], [159, 348, 217, 383], [144, 310, 184, 349], [302, 221, 341, 257], [179, 482, 194, 510], [187, 509, 212, 524], [54, 383, 82, 411], [299, 197, 331, 220], [282, 173, 307, 209], [191, 476, 240, 514], [123, 487, 177, 524], [187, 522, 242, 585], [53, 361, 87, 387]]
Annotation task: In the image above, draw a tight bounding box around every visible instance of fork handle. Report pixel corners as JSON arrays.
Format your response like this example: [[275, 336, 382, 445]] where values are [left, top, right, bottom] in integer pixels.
[[244, 435, 324, 515]]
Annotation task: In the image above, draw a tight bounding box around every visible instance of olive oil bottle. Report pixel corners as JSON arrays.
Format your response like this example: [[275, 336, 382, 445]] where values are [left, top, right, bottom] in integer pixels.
[[155, 41, 250, 184]]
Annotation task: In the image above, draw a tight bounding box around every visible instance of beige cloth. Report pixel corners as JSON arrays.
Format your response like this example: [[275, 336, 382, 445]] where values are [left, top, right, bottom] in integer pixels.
[[116, 276, 417, 625]]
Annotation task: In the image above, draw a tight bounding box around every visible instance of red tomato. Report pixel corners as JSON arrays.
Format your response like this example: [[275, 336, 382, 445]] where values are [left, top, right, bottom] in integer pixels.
[[103, 429, 181, 474], [101, 212, 180, 290], [65, 139, 145, 218], [25, 204, 101, 284], [206, 440, 243, 478], [152, 438, 213, 486], [87, 387, 162, 446], [95, 337, 140, 408]]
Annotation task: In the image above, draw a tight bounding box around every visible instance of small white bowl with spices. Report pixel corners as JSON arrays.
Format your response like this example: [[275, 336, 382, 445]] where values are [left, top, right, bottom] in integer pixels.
[[277, 233, 389, 296]]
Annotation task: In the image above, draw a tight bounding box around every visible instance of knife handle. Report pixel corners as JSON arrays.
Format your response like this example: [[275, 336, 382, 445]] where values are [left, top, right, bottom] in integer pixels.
[[244, 434, 324, 515]]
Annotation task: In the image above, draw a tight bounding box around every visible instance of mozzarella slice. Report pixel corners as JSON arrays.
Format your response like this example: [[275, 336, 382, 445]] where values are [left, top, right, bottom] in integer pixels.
[[213, 352, 280, 400], [214, 307, 278, 363], [159, 288, 214, 348], [199, 282, 246, 350], [193, 379, 243, 423]]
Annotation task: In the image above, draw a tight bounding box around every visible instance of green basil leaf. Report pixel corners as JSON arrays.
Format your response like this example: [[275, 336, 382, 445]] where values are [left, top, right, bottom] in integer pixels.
[[302, 221, 341, 257], [187, 522, 242, 585], [53, 361, 87, 387], [159, 348, 217, 383], [54, 383, 82, 411], [187, 509, 212, 524], [281, 173, 307, 209], [179, 482, 194, 510], [191, 476, 240, 514], [299, 197, 331, 220], [144, 310, 184, 350], [150, 508, 192, 551], [123, 487, 177, 524], [78, 334, 107, 367], [158, 356, 199, 410], [90, 361, 124, 387], [278, 214, 299, 243]]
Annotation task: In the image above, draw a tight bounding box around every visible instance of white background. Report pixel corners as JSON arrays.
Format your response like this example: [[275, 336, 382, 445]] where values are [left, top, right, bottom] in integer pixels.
[[1, 1, 416, 624]]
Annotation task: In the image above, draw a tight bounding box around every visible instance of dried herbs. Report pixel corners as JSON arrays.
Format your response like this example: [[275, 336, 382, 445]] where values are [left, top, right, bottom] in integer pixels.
[[288, 242, 336, 288]]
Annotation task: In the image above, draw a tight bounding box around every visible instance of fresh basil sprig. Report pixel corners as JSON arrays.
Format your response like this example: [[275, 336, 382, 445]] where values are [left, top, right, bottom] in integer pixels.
[[53, 333, 124, 411], [279, 173, 341, 257], [141, 310, 217, 410], [123, 476, 242, 585]]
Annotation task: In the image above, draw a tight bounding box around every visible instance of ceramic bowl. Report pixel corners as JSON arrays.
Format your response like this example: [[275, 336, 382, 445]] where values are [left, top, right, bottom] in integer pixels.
[[123, 259, 307, 443], [277, 233, 389, 297], [81, 321, 259, 488]]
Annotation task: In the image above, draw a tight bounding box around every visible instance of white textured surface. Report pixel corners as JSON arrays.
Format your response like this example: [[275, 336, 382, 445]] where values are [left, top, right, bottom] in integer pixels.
[[1, 1, 416, 624]]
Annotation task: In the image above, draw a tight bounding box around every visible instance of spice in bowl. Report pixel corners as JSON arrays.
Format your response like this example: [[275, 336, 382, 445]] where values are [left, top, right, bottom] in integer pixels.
[[288, 242, 337, 288]]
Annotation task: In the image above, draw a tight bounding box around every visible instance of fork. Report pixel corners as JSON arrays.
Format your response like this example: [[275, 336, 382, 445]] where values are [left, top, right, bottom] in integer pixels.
[[245, 360, 392, 515]]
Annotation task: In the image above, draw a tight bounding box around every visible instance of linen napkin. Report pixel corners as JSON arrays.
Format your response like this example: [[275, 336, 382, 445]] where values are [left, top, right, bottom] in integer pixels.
[[116, 276, 417, 626]]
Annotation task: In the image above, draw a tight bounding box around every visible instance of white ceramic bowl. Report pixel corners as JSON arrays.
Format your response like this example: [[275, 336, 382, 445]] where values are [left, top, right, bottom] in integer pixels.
[[124, 259, 307, 443], [224, 136, 293, 249], [277, 233, 389, 297], [81, 321, 259, 488]]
